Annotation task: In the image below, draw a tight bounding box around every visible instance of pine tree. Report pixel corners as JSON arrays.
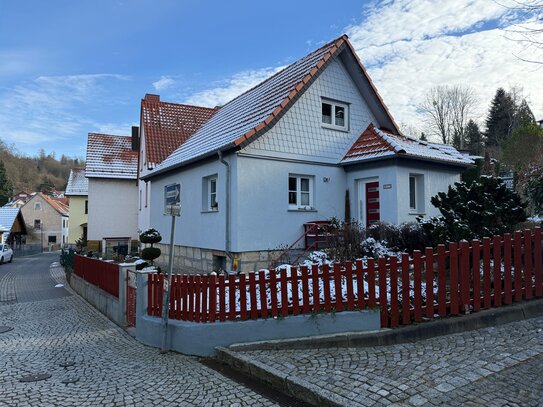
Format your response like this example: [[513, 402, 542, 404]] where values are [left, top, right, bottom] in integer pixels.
[[515, 99, 535, 128], [464, 120, 483, 155], [485, 88, 515, 147], [0, 160, 13, 206]]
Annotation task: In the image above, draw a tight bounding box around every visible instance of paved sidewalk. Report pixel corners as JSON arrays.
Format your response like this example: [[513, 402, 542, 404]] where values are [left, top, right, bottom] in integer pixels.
[[222, 316, 543, 406], [0, 262, 278, 406]]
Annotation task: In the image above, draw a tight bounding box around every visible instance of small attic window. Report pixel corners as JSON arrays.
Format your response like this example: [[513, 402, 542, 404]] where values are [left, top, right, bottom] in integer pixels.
[[321, 100, 348, 131]]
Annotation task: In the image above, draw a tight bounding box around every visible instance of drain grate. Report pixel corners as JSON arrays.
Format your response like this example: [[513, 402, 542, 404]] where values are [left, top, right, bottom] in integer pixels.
[[0, 326, 13, 334], [19, 373, 52, 383]]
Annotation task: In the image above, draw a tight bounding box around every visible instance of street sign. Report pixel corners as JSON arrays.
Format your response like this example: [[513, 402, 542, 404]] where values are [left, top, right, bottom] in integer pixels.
[[164, 183, 181, 216]]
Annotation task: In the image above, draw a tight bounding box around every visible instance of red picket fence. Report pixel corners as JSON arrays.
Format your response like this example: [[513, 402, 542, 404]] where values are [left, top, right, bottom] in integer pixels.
[[147, 228, 543, 328], [73, 255, 120, 298]]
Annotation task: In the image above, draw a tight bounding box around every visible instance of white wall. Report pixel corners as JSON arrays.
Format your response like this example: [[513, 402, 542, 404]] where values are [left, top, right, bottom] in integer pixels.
[[149, 158, 226, 250], [233, 155, 346, 252], [395, 161, 461, 224], [138, 125, 151, 233], [88, 178, 139, 242], [243, 57, 378, 163]]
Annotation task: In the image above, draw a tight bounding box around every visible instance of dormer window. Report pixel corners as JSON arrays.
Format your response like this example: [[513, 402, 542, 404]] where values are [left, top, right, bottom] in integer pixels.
[[321, 100, 348, 131]]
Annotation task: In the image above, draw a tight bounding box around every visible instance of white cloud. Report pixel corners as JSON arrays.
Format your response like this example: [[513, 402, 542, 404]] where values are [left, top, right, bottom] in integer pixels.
[[346, 0, 543, 138], [152, 76, 176, 91], [0, 74, 130, 147], [184, 67, 285, 107]]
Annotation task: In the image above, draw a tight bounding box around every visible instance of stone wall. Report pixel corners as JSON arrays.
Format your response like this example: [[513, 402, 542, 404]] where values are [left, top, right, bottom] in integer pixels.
[[154, 243, 283, 274]]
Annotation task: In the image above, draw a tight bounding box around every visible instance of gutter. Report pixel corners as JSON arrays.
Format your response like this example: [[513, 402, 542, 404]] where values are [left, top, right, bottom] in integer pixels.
[[218, 150, 233, 265]]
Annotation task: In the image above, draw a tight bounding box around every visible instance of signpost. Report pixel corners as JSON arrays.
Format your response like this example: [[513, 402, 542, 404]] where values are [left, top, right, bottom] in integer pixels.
[[161, 183, 180, 353]]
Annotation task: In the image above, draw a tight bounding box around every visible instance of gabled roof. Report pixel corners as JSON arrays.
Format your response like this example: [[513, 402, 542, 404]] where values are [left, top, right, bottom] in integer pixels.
[[341, 124, 473, 166], [0, 208, 20, 232], [65, 168, 88, 196], [85, 133, 138, 179], [145, 34, 400, 179], [141, 94, 218, 168], [40, 193, 69, 216]]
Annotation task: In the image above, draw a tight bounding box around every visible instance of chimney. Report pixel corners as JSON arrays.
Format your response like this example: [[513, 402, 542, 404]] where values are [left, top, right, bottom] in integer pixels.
[[144, 94, 160, 103], [131, 126, 140, 151]]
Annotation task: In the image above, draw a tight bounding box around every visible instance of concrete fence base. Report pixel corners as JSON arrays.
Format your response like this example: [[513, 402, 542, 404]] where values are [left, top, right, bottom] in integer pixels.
[[134, 271, 381, 356]]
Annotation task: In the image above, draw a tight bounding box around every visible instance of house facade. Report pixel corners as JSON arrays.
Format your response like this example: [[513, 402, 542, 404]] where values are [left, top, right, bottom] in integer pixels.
[[20, 193, 69, 249], [143, 35, 473, 273], [85, 133, 139, 256], [65, 168, 88, 245]]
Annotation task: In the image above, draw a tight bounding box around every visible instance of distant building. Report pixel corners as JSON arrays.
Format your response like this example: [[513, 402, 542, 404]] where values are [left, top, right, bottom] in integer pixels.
[[5, 191, 32, 208], [20, 193, 69, 249], [85, 133, 139, 256], [65, 168, 88, 245]]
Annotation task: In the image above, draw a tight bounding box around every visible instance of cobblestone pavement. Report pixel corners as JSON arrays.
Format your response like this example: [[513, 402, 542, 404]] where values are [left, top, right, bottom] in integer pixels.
[[0, 255, 279, 406], [240, 317, 543, 406]]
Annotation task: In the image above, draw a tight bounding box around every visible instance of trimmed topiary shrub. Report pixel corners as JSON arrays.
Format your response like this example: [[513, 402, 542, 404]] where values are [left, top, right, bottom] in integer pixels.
[[139, 228, 162, 267]]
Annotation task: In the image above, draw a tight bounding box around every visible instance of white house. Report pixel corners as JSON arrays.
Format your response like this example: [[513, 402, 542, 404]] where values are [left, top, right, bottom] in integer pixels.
[[137, 94, 218, 233], [142, 35, 473, 273], [85, 133, 139, 256]]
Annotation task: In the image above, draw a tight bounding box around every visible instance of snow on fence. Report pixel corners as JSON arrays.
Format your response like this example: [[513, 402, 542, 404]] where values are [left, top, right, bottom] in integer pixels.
[[73, 255, 120, 298], [147, 228, 543, 328]]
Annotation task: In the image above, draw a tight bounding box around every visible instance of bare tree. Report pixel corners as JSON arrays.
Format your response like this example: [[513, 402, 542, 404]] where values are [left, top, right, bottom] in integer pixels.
[[499, 0, 543, 64], [420, 86, 452, 144], [420, 85, 478, 148]]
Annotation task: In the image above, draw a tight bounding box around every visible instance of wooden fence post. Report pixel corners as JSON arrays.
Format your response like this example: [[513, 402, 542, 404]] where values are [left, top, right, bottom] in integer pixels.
[[535, 227, 543, 297], [425, 247, 434, 319], [413, 250, 422, 322], [437, 245, 447, 318], [449, 242, 459, 316], [378, 257, 388, 327], [389, 256, 399, 328], [503, 234, 512, 305], [482, 237, 491, 309]]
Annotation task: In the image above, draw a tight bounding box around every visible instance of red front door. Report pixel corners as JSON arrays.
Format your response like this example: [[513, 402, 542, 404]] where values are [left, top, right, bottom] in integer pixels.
[[365, 181, 380, 227]]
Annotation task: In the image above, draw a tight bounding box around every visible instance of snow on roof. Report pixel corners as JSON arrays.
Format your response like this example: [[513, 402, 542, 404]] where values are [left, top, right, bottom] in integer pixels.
[[85, 133, 138, 179], [141, 94, 218, 167], [65, 168, 88, 196], [0, 208, 20, 231], [146, 34, 400, 178], [341, 124, 474, 166]]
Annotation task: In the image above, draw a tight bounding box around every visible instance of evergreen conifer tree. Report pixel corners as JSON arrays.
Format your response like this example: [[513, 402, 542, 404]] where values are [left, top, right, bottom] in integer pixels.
[[485, 88, 515, 147], [464, 119, 483, 155]]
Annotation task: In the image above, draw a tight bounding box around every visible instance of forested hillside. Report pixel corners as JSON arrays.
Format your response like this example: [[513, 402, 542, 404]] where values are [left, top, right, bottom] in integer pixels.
[[0, 138, 84, 198]]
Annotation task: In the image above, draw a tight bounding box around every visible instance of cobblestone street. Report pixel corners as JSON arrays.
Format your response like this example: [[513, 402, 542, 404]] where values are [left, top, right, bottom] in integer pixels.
[[236, 316, 543, 406], [0, 253, 278, 406]]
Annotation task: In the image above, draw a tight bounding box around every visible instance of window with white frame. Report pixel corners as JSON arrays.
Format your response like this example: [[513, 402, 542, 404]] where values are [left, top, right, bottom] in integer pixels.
[[288, 175, 313, 209], [321, 99, 348, 130], [409, 174, 424, 213], [202, 175, 218, 211]]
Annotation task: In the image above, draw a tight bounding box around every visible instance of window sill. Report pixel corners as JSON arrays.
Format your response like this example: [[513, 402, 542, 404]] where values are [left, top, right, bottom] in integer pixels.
[[201, 210, 219, 214], [409, 211, 425, 216], [288, 208, 318, 212], [321, 124, 349, 133]]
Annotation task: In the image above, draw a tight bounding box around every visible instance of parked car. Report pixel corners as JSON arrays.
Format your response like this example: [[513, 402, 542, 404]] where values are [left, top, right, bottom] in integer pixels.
[[0, 244, 13, 264]]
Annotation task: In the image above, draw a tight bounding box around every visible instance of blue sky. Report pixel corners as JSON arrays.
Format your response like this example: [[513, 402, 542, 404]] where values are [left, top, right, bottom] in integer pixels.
[[1, 0, 542, 158]]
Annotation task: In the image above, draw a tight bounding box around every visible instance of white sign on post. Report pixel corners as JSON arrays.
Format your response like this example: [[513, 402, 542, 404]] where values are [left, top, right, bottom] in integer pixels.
[[164, 183, 181, 216]]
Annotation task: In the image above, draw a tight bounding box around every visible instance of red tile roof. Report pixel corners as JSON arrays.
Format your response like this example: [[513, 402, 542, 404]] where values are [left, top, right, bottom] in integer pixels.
[[342, 124, 473, 166], [40, 193, 69, 216], [141, 94, 218, 167], [146, 34, 400, 178], [85, 133, 138, 179]]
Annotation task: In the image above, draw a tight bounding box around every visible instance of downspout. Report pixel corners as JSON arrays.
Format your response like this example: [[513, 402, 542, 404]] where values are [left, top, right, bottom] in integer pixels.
[[218, 150, 233, 266]]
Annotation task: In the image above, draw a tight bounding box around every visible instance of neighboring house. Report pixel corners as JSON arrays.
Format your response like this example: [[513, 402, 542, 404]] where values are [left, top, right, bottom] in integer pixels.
[[85, 133, 139, 256], [20, 193, 69, 249], [142, 35, 473, 273], [137, 94, 218, 232], [65, 168, 88, 245], [0, 207, 27, 246], [5, 191, 32, 208]]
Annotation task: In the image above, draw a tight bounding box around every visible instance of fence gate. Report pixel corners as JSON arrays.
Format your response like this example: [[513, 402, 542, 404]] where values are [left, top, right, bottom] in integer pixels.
[[126, 269, 137, 326]]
